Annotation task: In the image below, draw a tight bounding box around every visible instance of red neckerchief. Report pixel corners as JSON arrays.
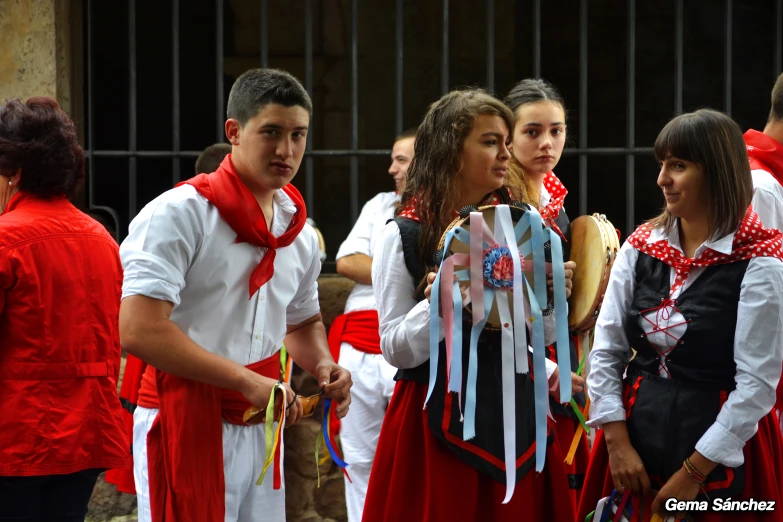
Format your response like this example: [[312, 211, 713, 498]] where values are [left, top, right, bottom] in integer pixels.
[[745, 129, 783, 186], [178, 154, 307, 297], [627, 206, 783, 296], [541, 171, 568, 240], [398, 190, 509, 222]]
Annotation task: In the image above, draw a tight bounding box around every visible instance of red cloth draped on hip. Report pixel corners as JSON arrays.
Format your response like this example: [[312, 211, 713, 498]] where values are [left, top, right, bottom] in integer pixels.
[[552, 411, 589, 511], [362, 379, 575, 522], [145, 353, 280, 522], [577, 412, 783, 522], [327, 309, 382, 435]]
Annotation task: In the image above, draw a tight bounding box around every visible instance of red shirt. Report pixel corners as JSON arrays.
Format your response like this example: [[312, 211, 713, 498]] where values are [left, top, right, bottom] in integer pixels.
[[0, 192, 129, 476]]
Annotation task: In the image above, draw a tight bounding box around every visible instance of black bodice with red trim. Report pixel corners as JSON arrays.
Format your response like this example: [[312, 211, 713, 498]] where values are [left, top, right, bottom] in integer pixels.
[[625, 253, 749, 388], [620, 253, 750, 498]]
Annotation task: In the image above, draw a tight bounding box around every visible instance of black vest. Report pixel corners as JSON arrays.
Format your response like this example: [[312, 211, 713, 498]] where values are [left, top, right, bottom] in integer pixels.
[[623, 253, 749, 499], [393, 217, 551, 485]]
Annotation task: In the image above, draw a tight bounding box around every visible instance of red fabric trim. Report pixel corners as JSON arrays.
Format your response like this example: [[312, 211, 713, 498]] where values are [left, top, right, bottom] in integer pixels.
[[146, 351, 280, 522], [625, 376, 643, 420], [441, 389, 544, 470], [178, 155, 307, 297], [703, 466, 735, 493], [719, 390, 729, 411]]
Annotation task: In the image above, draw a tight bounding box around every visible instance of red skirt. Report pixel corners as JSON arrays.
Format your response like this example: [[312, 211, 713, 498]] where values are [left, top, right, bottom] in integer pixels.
[[552, 411, 590, 511], [577, 412, 783, 522], [363, 379, 575, 522]]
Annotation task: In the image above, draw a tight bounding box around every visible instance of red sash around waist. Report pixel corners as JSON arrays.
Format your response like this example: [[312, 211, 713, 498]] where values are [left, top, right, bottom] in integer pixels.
[[137, 353, 280, 424], [327, 309, 382, 360]]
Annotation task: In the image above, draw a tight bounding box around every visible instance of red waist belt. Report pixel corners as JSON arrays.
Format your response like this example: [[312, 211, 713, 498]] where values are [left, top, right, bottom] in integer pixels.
[[137, 353, 279, 424], [0, 361, 111, 380], [327, 309, 382, 361]]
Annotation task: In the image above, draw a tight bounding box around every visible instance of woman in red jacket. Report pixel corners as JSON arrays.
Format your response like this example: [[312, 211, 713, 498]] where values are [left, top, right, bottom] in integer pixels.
[[0, 97, 128, 521]]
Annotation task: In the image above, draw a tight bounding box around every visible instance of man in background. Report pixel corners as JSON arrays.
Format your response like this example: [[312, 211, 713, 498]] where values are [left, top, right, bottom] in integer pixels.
[[329, 128, 416, 522]]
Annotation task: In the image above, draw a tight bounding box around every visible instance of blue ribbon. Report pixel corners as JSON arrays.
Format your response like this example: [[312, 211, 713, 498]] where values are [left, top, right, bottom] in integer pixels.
[[322, 399, 349, 469], [525, 276, 547, 472], [462, 289, 493, 441], [449, 280, 463, 394], [426, 229, 456, 405], [548, 229, 572, 402]]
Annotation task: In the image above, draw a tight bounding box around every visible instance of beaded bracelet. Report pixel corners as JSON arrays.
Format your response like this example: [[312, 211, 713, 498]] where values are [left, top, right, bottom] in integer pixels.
[[684, 457, 708, 483]]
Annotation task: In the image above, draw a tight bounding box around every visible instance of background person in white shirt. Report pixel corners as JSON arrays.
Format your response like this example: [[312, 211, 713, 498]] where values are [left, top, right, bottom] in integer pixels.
[[746, 72, 783, 436], [578, 109, 783, 520], [330, 128, 415, 522], [119, 68, 352, 522]]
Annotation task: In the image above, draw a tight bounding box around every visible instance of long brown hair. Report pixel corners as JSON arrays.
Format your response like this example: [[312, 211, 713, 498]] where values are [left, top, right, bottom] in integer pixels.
[[502, 79, 568, 207], [396, 88, 522, 282], [649, 109, 752, 239]]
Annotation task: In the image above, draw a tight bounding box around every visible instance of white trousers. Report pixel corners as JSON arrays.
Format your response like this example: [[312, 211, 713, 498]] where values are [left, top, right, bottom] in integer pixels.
[[337, 343, 397, 522], [133, 406, 285, 522]]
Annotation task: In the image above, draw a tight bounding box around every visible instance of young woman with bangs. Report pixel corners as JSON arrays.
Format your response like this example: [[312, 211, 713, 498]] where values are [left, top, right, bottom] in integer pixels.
[[578, 109, 783, 521]]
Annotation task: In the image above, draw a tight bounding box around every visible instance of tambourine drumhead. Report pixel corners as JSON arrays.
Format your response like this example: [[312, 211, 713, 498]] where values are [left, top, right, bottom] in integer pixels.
[[567, 214, 619, 332], [439, 205, 543, 329]]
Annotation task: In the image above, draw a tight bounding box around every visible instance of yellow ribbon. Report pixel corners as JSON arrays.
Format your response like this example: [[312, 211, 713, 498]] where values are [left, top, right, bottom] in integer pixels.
[[256, 383, 286, 486], [565, 396, 590, 465]]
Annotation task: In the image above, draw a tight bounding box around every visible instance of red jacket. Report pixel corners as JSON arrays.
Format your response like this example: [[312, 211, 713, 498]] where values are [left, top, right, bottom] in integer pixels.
[[0, 192, 129, 476]]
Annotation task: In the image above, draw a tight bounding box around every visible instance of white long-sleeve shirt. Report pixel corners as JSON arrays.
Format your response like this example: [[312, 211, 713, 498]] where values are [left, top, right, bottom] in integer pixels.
[[587, 223, 783, 467], [120, 184, 322, 366], [336, 191, 397, 314], [752, 169, 783, 232]]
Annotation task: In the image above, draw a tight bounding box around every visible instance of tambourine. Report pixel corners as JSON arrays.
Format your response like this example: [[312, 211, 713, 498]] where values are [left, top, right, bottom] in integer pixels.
[[567, 213, 620, 333], [435, 203, 551, 330], [428, 202, 571, 501]]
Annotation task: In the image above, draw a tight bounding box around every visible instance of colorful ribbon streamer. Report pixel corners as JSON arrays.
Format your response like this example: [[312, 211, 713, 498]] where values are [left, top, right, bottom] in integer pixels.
[[256, 383, 287, 487], [427, 205, 571, 504], [316, 398, 351, 486]]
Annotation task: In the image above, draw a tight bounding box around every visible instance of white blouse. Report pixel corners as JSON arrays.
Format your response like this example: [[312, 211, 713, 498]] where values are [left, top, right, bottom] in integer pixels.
[[587, 224, 783, 467], [372, 220, 559, 378]]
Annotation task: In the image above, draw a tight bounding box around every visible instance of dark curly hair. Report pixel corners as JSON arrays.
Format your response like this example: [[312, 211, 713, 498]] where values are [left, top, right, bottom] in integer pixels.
[[0, 97, 85, 198], [397, 88, 521, 282]]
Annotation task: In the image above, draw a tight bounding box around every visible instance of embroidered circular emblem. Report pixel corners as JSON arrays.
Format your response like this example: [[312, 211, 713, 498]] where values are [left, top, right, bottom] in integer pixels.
[[482, 245, 524, 289]]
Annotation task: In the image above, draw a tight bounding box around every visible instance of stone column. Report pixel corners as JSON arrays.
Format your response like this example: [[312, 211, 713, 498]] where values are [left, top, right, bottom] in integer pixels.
[[0, 0, 76, 115]]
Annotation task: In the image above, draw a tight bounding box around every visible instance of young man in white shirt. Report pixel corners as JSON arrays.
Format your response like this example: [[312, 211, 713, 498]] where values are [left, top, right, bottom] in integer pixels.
[[747, 71, 783, 231], [330, 128, 415, 522], [746, 71, 783, 433], [119, 68, 352, 522]]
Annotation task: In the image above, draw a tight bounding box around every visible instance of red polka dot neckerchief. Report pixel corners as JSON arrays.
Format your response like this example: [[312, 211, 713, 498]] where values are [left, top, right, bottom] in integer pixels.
[[540, 171, 568, 241], [627, 207, 783, 377]]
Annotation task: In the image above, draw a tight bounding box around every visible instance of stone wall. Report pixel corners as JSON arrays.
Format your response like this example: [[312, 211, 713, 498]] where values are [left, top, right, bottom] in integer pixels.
[[86, 275, 356, 522], [0, 0, 75, 112]]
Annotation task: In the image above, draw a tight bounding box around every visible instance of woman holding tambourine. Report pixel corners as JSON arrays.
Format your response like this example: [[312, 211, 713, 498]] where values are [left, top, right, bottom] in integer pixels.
[[577, 109, 783, 521], [503, 78, 593, 510], [364, 88, 581, 522]]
